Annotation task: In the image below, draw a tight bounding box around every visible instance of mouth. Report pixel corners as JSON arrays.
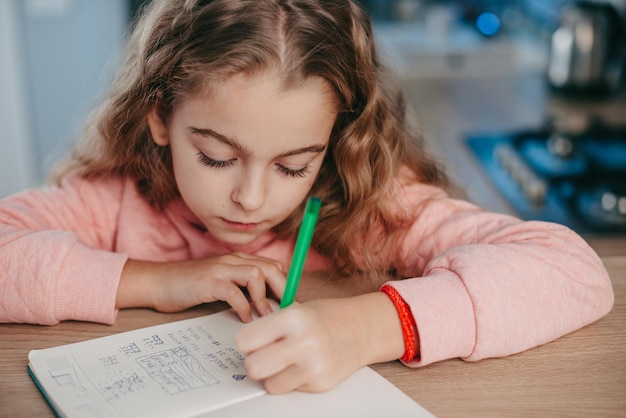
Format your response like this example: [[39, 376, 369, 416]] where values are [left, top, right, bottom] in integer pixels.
[[221, 218, 261, 232]]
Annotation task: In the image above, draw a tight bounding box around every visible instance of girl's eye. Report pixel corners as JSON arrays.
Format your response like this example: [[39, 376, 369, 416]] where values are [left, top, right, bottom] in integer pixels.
[[197, 152, 235, 168], [276, 164, 310, 178]]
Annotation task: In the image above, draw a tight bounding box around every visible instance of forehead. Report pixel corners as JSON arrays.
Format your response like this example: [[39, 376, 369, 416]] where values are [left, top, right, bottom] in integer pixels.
[[200, 70, 338, 110], [174, 71, 338, 153]]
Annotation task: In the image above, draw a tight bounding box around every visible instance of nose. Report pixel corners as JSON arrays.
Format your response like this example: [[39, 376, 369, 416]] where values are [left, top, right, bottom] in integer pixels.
[[231, 168, 266, 212]]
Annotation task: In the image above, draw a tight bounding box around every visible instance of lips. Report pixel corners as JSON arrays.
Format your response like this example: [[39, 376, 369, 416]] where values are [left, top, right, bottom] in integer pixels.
[[221, 218, 261, 232]]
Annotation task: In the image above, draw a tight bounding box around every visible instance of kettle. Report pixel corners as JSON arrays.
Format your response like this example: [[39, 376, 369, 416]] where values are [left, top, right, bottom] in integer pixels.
[[547, 1, 625, 96]]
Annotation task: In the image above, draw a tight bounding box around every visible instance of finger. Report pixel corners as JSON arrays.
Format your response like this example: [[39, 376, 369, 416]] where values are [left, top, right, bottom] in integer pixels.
[[216, 264, 275, 316], [262, 364, 307, 395], [223, 252, 286, 275], [228, 252, 285, 269], [210, 280, 253, 323], [236, 309, 291, 353], [240, 266, 274, 316], [261, 353, 339, 394], [220, 253, 287, 299], [244, 337, 298, 382], [207, 263, 276, 318], [263, 271, 286, 304]]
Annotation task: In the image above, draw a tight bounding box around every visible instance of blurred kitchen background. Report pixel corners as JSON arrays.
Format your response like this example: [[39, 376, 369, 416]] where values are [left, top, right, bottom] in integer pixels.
[[1, 0, 625, 242]]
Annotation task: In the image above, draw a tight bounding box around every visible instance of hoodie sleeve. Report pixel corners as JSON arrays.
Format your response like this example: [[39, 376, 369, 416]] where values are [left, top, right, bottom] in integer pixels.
[[384, 182, 614, 367], [0, 176, 130, 325]]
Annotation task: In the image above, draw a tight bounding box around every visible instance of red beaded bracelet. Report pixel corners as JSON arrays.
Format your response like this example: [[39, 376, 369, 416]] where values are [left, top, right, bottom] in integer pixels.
[[380, 284, 418, 362]]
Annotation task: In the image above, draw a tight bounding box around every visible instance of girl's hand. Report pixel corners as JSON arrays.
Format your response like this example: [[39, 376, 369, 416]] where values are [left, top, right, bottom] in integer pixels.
[[235, 292, 406, 394], [117, 252, 286, 322]]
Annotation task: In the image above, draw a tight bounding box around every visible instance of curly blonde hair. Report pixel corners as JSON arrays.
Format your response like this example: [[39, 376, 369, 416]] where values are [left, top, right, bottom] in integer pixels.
[[52, 0, 448, 275]]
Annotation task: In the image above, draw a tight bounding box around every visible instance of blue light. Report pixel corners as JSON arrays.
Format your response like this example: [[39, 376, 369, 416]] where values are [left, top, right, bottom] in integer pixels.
[[476, 12, 500, 36]]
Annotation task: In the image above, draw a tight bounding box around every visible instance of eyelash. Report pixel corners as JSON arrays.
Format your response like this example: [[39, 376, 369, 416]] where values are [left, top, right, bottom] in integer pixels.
[[196, 152, 311, 178], [277, 165, 311, 178], [197, 152, 235, 168]]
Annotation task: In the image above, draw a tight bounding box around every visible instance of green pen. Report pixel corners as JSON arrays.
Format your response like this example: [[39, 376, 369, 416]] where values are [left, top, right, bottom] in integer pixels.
[[280, 197, 322, 308]]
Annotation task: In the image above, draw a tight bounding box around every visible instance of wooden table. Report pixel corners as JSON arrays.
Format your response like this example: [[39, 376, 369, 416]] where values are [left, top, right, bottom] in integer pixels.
[[1, 256, 625, 417]]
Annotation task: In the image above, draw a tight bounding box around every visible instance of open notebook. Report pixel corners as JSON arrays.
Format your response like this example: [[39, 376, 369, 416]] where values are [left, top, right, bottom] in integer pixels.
[[28, 304, 434, 418]]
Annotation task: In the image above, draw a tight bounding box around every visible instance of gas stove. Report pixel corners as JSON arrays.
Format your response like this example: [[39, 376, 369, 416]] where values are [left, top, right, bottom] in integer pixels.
[[467, 119, 626, 234]]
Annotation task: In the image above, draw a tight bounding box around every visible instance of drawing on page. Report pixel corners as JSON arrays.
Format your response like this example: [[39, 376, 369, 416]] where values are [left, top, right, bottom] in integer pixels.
[[44, 358, 113, 418], [136, 346, 218, 394], [101, 372, 147, 401], [49, 367, 91, 400]]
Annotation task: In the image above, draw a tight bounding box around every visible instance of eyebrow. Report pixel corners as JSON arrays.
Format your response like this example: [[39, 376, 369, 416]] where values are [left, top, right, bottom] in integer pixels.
[[189, 127, 327, 158]]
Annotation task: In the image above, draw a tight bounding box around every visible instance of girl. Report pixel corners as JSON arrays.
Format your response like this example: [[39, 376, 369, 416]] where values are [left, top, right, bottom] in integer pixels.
[[0, 0, 613, 395]]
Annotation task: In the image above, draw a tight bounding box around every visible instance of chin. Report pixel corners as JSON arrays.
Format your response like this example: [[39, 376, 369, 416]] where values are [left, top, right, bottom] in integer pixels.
[[213, 231, 262, 246]]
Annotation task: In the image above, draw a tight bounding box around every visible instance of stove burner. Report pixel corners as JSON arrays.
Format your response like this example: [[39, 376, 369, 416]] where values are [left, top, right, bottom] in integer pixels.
[[466, 120, 626, 235], [576, 183, 626, 228], [547, 134, 575, 158], [516, 133, 588, 178], [583, 136, 626, 172]]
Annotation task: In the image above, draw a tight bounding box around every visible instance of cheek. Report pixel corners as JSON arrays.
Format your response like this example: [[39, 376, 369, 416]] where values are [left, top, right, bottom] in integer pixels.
[[172, 159, 227, 203], [296, 184, 315, 206]]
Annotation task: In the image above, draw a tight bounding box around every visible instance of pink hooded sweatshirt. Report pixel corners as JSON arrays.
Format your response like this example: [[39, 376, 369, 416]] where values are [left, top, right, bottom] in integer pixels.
[[0, 175, 614, 367]]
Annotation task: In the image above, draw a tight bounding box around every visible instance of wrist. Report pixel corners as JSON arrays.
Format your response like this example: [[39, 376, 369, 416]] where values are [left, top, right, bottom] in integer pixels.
[[343, 292, 407, 364], [117, 259, 159, 309]]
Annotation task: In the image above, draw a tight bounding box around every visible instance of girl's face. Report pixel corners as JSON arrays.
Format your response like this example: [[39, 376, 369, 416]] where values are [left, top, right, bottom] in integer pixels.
[[148, 71, 337, 246]]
